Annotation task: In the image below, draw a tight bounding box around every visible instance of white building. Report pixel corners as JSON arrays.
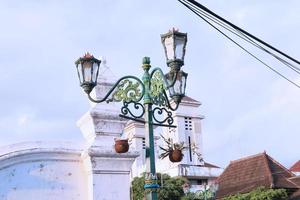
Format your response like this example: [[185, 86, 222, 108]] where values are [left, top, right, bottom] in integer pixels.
[[125, 94, 222, 192], [95, 61, 222, 192], [0, 60, 139, 200], [0, 59, 222, 199], [78, 60, 223, 192]]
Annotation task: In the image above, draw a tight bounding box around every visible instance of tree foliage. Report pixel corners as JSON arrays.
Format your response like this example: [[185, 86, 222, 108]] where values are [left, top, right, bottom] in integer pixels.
[[159, 174, 186, 200], [132, 176, 289, 200], [181, 190, 215, 200], [131, 173, 186, 200], [131, 175, 145, 200], [223, 187, 288, 200]]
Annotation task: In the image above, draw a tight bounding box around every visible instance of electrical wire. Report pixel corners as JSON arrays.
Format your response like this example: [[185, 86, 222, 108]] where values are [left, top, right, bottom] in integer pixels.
[[181, 0, 300, 75], [179, 0, 300, 88], [180, 0, 300, 66]]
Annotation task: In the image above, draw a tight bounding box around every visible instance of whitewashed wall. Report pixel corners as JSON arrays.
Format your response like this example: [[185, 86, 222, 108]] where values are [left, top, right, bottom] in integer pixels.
[[0, 142, 88, 200]]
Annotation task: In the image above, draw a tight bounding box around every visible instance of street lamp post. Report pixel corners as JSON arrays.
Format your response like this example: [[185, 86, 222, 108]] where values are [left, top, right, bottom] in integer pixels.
[[75, 29, 188, 200]]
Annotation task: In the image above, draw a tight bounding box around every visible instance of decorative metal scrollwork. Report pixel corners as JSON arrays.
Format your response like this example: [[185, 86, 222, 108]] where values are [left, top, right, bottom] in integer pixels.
[[112, 78, 143, 102], [121, 101, 145, 119], [87, 75, 144, 104], [152, 107, 174, 126], [150, 70, 167, 107]]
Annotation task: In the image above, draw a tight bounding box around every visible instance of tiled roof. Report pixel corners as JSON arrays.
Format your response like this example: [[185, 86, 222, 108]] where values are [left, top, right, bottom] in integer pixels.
[[216, 152, 298, 199], [291, 160, 300, 172], [289, 175, 300, 199], [290, 176, 300, 187]]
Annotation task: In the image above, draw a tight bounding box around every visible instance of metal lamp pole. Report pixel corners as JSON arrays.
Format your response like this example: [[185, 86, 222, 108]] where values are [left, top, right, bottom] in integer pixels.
[[142, 57, 158, 200], [204, 184, 208, 200], [75, 29, 188, 200]]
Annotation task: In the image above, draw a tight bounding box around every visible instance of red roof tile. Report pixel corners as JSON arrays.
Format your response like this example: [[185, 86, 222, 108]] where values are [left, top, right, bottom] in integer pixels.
[[291, 161, 300, 172], [216, 152, 298, 199], [290, 176, 300, 187]]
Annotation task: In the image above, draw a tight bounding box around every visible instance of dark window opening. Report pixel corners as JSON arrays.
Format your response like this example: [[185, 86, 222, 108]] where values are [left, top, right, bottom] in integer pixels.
[[188, 136, 192, 162], [142, 138, 146, 149], [184, 117, 193, 131], [197, 179, 208, 185]]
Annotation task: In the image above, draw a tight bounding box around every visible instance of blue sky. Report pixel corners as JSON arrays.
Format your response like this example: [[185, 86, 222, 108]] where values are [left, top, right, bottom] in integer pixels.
[[0, 0, 299, 168]]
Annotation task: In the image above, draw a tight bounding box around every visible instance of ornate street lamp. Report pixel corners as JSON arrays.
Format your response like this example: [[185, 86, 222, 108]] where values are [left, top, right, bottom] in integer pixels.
[[75, 29, 188, 200], [161, 28, 188, 104], [164, 70, 188, 104], [75, 52, 101, 94], [161, 28, 187, 68]]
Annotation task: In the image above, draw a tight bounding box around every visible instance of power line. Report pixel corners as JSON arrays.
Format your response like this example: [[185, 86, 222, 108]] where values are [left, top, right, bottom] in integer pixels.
[[178, 0, 300, 88], [180, 1, 300, 88], [180, 0, 300, 66], [180, 0, 300, 75]]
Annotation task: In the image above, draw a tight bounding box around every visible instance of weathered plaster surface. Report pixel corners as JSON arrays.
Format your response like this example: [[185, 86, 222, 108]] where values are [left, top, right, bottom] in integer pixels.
[[86, 148, 139, 200], [0, 141, 88, 200], [76, 62, 139, 200]]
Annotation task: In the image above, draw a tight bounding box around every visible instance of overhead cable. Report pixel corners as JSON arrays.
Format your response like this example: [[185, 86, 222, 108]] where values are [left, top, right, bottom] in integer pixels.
[[180, 0, 300, 66], [178, 0, 300, 88], [181, 0, 300, 75]]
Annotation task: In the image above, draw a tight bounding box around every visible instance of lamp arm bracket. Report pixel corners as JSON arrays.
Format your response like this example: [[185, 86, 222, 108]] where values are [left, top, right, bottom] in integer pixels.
[[163, 90, 179, 111], [149, 68, 169, 107], [148, 67, 180, 110], [149, 68, 168, 89], [166, 70, 179, 88], [149, 68, 179, 89], [87, 75, 145, 103], [152, 106, 174, 126], [118, 114, 177, 128]]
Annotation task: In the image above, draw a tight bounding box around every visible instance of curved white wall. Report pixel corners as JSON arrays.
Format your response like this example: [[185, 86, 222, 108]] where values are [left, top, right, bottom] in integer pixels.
[[0, 142, 88, 200]]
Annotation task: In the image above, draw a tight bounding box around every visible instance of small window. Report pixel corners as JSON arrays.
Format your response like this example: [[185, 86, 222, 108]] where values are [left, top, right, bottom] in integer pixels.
[[142, 138, 146, 149], [197, 179, 208, 185], [184, 117, 193, 131]]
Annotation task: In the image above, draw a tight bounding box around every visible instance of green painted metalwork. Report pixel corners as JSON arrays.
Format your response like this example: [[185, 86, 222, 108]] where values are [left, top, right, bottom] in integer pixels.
[[144, 103, 158, 200], [112, 79, 143, 102], [152, 107, 173, 125], [87, 75, 145, 104], [142, 57, 152, 105], [78, 56, 186, 200], [150, 70, 167, 107], [121, 101, 145, 119]]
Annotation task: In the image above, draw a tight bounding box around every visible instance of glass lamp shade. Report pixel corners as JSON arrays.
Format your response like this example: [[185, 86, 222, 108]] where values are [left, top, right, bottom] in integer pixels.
[[165, 70, 188, 103], [161, 28, 187, 66], [75, 53, 101, 94]]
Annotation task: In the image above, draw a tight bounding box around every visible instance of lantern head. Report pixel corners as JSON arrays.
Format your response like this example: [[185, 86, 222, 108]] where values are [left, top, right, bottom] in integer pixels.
[[75, 53, 101, 94], [161, 28, 187, 71]]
